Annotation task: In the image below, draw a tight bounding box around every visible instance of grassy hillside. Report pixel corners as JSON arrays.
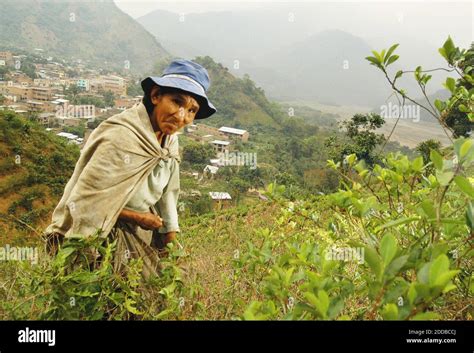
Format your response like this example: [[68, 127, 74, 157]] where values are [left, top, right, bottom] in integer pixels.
[[2, 151, 472, 320], [0, 110, 79, 244]]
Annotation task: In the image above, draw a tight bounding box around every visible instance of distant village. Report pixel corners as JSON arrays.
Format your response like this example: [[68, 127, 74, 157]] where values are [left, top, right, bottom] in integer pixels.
[[0, 49, 256, 208], [0, 49, 140, 141]]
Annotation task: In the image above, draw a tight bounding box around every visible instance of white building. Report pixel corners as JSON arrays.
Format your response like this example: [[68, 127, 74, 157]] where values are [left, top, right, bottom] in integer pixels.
[[218, 126, 249, 142]]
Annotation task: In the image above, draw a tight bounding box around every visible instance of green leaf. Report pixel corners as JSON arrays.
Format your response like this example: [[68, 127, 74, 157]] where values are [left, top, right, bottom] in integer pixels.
[[454, 176, 474, 198], [442, 283, 457, 294], [317, 290, 330, 317], [430, 149, 443, 170], [442, 36, 456, 61], [386, 55, 399, 66], [434, 99, 445, 113], [459, 138, 473, 160], [346, 153, 357, 166], [420, 199, 437, 219], [415, 66, 422, 77], [380, 234, 398, 267], [381, 303, 399, 320], [371, 50, 382, 63], [408, 284, 417, 305], [434, 270, 460, 288], [428, 254, 450, 287], [438, 47, 448, 61], [384, 44, 399, 64], [444, 77, 456, 93], [364, 246, 383, 281], [366, 56, 381, 68], [422, 75, 432, 85], [375, 217, 420, 232], [412, 156, 424, 172], [466, 201, 474, 230], [304, 292, 319, 307], [436, 170, 454, 186], [417, 263, 431, 285], [385, 255, 409, 277], [395, 70, 403, 80], [304, 290, 329, 318]]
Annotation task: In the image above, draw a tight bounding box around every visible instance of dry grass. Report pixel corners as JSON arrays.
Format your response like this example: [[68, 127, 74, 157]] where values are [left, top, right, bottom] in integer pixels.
[[177, 203, 280, 319]]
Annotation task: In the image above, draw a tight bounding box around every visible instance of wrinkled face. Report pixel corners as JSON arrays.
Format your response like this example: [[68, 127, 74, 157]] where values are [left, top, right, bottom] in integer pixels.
[[150, 86, 200, 135]]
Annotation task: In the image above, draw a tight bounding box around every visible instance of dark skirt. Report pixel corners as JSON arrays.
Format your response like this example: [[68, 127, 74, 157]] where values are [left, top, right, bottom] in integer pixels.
[[109, 220, 162, 279]]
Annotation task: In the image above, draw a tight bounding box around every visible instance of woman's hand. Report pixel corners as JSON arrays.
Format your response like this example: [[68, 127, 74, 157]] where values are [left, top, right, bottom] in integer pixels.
[[119, 209, 163, 230], [136, 213, 164, 230]]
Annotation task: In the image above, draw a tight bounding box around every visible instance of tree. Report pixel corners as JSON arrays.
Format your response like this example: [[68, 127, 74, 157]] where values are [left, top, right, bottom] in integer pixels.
[[127, 80, 143, 97], [416, 139, 441, 165], [20, 61, 36, 79], [103, 90, 115, 107], [0, 66, 9, 80], [325, 113, 386, 165], [66, 85, 81, 103], [182, 141, 215, 168], [230, 177, 250, 201]]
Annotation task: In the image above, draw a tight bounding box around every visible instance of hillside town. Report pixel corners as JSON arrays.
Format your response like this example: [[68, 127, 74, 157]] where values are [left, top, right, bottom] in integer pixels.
[[0, 49, 249, 149], [0, 49, 254, 208]]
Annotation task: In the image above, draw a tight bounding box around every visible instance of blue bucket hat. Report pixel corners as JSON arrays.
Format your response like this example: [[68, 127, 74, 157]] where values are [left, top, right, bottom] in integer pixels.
[[141, 59, 217, 120]]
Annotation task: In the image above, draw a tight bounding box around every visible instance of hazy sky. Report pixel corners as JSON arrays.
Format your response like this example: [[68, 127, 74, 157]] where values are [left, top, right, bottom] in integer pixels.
[[115, 0, 472, 48]]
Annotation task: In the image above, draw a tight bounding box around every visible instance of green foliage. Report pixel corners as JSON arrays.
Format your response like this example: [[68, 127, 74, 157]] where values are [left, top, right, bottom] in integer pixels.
[[126, 80, 143, 97], [0, 110, 79, 235], [71, 95, 106, 109], [102, 90, 116, 107], [182, 140, 215, 169], [63, 123, 86, 138], [416, 139, 442, 167], [325, 113, 385, 166], [0, 236, 188, 320], [366, 37, 473, 138], [186, 194, 213, 216], [238, 138, 472, 320]]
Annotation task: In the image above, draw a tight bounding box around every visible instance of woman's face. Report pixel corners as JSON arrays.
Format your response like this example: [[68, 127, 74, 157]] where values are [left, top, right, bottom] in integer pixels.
[[150, 86, 200, 135]]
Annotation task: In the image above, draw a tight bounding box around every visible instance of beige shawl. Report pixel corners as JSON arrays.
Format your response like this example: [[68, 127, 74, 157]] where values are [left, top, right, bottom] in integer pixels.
[[44, 102, 180, 239]]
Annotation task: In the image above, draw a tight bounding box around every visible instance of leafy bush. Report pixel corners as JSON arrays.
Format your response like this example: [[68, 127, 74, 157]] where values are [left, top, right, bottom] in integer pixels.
[[238, 138, 473, 320], [0, 235, 188, 320], [238, 38, 473, 320]]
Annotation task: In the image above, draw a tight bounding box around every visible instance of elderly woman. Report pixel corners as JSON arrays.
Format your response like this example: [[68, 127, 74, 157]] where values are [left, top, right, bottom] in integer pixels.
[[43, 59, 216, 278]]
